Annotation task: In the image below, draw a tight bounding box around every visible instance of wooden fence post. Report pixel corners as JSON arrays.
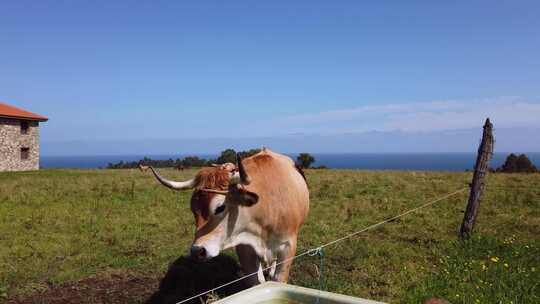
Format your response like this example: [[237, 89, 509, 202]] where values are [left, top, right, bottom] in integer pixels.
[[460, 118, 494, 240]]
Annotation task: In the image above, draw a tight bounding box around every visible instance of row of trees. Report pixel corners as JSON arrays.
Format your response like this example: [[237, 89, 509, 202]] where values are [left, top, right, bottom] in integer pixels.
[[106, 149, 319, 169], [106, 156, 208, 169], [106, 151, 537, 172]]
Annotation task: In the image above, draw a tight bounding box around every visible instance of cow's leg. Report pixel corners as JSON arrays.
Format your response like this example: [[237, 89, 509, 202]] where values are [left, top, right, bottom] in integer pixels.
[[272, 237, 297, 283], [235, 244, 265, 287]]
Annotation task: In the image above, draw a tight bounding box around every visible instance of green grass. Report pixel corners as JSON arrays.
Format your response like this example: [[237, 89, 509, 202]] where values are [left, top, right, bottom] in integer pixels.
[[404, 236, 539, 303], [1, 169, 539, 303]]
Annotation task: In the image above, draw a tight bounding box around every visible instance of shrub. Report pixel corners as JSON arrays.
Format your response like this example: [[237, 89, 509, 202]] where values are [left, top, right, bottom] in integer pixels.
[[296, 153, 315, 169], [496, 153, 538, 173]]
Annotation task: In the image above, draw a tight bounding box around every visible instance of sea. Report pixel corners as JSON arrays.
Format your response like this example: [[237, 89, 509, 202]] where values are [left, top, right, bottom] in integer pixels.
[[40, 153, 540, 172]]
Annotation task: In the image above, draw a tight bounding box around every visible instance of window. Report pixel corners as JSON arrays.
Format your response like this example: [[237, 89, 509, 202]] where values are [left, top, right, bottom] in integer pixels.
[[21, 121, 29, 134], [21, 147, 30, 160]]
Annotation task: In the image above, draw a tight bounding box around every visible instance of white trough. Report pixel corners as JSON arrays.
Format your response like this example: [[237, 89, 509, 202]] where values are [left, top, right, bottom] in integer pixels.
[[214, 282, 386, 304]]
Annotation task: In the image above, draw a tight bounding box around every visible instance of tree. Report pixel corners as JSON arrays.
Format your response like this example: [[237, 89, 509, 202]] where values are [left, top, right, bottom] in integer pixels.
[[214, 149, 237, 164], [516, 154, 538, 173], [497, 153, 538, 173], [296, 153, 315, 169], [213, 148, 262, 164]]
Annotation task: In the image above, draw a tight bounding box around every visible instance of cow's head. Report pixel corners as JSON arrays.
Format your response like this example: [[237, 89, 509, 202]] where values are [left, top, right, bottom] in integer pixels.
[[140, 154, 259, 261]]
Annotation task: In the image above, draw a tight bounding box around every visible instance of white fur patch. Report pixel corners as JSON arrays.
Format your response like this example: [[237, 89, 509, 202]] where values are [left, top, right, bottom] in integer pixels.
[[202, 237, 221, 258]]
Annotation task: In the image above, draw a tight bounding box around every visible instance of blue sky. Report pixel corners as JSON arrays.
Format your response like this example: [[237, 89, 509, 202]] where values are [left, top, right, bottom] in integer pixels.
[[1, 1, 539, 154]]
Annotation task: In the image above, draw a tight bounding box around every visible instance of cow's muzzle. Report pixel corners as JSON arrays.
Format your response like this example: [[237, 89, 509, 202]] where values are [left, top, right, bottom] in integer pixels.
[[190, 245, 208, 261]]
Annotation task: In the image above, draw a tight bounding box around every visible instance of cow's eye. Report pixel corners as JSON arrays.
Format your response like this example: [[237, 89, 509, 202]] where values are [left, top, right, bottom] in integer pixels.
[[214, 204, 226, 215]]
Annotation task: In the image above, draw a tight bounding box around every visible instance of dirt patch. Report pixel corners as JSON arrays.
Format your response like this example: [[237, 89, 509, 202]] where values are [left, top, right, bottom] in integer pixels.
[[7, 255, 248, 304], [6, 272, 158, 304]]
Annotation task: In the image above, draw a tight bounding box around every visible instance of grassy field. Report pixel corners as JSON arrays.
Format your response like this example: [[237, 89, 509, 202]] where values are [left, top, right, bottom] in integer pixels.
[[1, 168, 539, 303]]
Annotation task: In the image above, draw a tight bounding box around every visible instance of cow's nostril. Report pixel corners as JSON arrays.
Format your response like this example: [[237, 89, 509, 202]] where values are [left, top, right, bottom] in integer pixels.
[[191, 246, 206, 260]]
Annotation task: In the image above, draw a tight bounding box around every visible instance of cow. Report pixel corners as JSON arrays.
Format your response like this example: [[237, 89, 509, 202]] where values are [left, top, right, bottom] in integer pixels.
[[140, 148, 309, 286]]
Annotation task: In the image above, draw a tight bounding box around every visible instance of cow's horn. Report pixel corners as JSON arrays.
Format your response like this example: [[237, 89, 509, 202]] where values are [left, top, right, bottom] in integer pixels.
[[142, 165, 196, 190], [232, 153, 251, 185]]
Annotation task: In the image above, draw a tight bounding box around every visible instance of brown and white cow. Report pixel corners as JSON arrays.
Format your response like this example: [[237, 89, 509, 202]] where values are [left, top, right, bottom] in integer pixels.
[[140, 148, 309, 285]]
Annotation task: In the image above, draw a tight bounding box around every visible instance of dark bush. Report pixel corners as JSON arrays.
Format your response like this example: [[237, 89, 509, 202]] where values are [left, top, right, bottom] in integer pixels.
[[296, 153, 315, 169], [496, 153, 538, 173]]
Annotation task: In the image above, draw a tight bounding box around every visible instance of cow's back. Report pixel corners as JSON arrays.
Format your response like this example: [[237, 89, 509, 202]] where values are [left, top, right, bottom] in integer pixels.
[[243, 149, 310, 237]]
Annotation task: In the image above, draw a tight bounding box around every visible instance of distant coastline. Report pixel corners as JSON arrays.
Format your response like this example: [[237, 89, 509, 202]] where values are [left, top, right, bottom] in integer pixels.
[[40, 152, 540, 172]]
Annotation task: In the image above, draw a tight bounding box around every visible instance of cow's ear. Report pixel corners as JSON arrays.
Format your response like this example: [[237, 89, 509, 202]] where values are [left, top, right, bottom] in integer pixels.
[[230, 187, 259, 206]]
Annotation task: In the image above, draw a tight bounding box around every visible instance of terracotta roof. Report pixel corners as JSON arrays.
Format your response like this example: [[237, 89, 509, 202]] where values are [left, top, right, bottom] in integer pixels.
[[0, 102, 48, 122]]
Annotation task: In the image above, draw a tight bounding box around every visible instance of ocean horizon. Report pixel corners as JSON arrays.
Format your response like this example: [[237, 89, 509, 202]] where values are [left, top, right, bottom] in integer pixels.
[[40, 152, 540, 172]]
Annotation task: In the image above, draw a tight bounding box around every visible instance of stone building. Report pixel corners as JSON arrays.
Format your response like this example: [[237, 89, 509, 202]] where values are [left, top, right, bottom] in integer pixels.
[[0, 102, 48, 172]]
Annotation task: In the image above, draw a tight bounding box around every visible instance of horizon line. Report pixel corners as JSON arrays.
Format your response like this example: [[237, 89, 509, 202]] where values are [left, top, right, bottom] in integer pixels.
[[41, 151, 540, 157]]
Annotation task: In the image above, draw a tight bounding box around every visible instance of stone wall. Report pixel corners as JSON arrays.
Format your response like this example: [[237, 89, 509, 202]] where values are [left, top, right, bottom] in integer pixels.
[[0, 118, 40, 172]]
